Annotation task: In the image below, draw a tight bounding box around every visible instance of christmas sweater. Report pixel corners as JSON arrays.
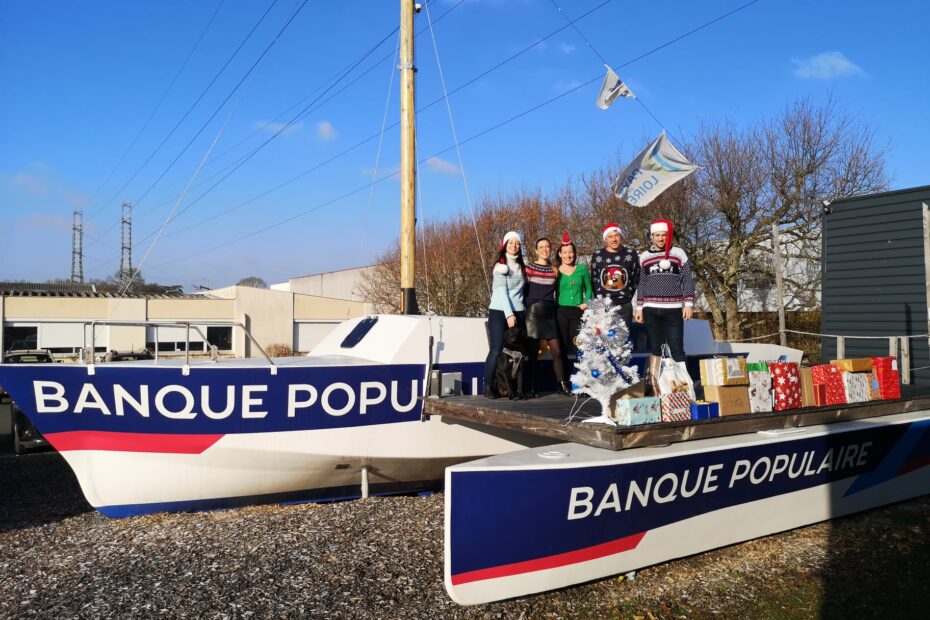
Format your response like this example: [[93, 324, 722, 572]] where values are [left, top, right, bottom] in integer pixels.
[[590, 246, 640, 306], [635, 246, 695, 308], [524, 262, 557, 304], [488, 258, 525, 317]]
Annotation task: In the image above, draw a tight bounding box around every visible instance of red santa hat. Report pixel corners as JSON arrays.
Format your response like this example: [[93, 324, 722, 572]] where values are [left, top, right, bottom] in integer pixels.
[[602, 222, 622, 240], [650, 218, 674, 269], [557, 231, 573, 249]]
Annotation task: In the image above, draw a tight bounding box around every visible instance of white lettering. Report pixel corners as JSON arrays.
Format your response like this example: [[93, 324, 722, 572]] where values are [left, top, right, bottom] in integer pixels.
[[567, 487, 594, 520], [653, 473, 679, 503], [322, 383, 355, 416], [750, 457, 772, 484], [74, 384, 112, 415], [730, 459, 751, 487], [704, 463, 723, 493], [287, 384, 318, 417], [816, 449, 833, 475], [114, 385, 149, 417], [840, 444, 858, 470], [34, 381, 68, 413], [680, 468, 703, 498], [769, 454, 790, 481], [593, 483, 622, 517], [155, 385, 196, 420], [625, 477, 652, 511], [202, 385, 235, 420], [242, 385, 268, 419], [359, 382, 387, 414], [858, 442, 872, 466], [390, 380, 418, 413]]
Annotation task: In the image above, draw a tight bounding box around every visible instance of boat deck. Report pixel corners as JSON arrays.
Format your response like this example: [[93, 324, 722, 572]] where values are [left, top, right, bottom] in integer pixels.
[[423, 385, 930, 450]]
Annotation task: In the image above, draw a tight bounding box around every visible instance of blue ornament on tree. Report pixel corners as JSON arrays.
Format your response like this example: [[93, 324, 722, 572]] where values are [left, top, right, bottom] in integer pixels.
[[592, 369, 601, 378], [608, 328, 616, 338], [577, 350, 584, 360]]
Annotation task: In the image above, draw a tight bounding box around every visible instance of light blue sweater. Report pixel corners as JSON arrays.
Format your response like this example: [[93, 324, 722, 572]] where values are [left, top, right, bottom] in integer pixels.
[[488, 259, 525, 317]]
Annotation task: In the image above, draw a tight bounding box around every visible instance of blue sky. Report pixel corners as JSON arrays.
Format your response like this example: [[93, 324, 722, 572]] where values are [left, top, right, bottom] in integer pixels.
[[1, 0, 928, 290]]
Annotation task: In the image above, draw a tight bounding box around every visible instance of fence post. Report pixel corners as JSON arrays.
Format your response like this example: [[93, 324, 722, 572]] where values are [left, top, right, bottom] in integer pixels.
[[899, 336, 911, 385], [888, 336, 897, 357], [836, 335, 845, 360]]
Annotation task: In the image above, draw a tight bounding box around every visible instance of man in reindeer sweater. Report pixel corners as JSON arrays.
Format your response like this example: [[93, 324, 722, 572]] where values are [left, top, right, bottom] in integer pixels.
[[634, 219, 696, 391]]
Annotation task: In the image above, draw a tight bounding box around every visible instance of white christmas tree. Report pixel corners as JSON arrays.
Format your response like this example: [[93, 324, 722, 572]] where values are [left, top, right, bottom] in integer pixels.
[[571, 295, 640, 421]]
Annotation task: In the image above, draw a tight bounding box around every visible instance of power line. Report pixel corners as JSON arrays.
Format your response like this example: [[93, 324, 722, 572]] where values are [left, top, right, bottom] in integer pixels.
[[102, 0, 762, 273]]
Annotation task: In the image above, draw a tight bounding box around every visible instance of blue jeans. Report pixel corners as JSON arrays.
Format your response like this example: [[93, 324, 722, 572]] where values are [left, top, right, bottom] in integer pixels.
[[483, 309, 525, 392], [643, 306, 685, 362]]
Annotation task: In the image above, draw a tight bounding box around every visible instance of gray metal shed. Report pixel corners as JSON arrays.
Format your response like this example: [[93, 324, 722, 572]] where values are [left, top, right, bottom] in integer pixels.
[[821, 185, 930, 385]]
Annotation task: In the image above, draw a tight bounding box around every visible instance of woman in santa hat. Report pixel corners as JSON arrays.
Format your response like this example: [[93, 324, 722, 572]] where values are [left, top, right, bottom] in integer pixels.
[[482, 231, 527, 399], [634, 218, 696, 392], [554, 232, 591, 395]]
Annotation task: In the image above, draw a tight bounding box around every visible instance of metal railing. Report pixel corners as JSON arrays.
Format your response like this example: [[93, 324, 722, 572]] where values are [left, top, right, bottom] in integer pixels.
[[725, 328, 928, 385], [83, 320, 276, 367]]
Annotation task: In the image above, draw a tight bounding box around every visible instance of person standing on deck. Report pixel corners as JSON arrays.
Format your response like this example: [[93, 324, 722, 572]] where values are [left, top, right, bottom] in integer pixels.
[[555, 232, 591, 396], [482, 231, 526, 399], [590, 222, 640, 328], [524, 237, 568, 397], [634, 218, 695, 392]]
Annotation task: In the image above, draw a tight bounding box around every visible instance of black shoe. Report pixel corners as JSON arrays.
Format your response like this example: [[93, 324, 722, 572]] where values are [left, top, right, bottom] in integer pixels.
[[557, 381, 573, 396]]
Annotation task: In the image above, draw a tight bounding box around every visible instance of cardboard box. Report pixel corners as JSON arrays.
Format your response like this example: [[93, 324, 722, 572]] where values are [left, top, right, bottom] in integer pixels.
[[703, 385, 751, 416], [690, 401, 720, 420], [842, 371, 870, 403], [699, 357, 749, 386], [612, 396, 660, 425], [831, 358, 873, 373]]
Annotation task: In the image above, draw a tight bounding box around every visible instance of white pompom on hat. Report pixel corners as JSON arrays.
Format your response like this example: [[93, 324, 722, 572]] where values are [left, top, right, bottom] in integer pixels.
[[602, 222, 622, 240]]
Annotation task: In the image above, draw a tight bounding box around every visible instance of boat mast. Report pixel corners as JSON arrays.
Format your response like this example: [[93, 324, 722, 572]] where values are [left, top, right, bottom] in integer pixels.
[[399, 0, 419, 314]]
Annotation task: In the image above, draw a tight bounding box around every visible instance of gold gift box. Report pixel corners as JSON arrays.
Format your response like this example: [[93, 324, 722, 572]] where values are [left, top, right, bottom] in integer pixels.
[[830, 358, 873, 373]]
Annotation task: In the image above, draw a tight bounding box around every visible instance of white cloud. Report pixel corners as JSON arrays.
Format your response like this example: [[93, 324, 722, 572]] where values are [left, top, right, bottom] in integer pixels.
[[792, 51, 864, 79], [559, 42, 576, 55], [425, 156, 459, 175], [61, 188, 90, 209], [254, 120, 304, 135], [5, 162, 51, 197], [20, 212, 70, 234], [317, 121, 337, 141]]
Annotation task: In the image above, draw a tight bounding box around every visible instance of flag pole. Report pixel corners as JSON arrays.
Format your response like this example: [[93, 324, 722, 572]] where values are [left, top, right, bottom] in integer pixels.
[[399, 0, 419, 314]]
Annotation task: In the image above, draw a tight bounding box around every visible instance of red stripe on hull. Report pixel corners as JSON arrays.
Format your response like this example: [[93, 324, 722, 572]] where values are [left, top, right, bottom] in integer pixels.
[[897, 455, 930, 476], [45, 431, 224, 454], [450, 531, 646, 586]]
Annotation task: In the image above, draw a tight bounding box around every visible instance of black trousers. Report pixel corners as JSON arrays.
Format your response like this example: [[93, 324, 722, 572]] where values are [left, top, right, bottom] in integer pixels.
[[643, 306, 685, 362]]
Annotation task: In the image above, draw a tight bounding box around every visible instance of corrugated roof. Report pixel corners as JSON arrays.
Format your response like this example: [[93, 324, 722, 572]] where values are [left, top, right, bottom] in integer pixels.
[[0, 281, 193, 299]]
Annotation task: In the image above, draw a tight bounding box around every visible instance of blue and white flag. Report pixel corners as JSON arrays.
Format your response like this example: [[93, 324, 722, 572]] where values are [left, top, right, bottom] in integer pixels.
[[613, 132, 699, 207], [596, 65, 635, 110]]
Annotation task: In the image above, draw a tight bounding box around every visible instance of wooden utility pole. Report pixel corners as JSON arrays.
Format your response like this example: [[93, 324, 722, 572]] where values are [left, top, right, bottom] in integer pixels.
[[772, 222, 787, 346], [399, 0, 419, 314]]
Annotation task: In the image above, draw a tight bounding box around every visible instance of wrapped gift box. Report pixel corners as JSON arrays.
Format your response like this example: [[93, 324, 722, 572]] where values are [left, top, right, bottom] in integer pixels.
[[868, 370, 882, 400], [699, 357, 749, 386], [869, 357, 901, 399], [809, 364, 846, 405], [613, 396, 661, 425], [690, 401, 720, 420], [747, 367, 773, 413], [799, 367, 817, 407], [842, 371, 870, 403], [703, 385, 750, 416], [768, 362, 802, 411], [831, 358, 873, 373], [660, 392, 692, 422]]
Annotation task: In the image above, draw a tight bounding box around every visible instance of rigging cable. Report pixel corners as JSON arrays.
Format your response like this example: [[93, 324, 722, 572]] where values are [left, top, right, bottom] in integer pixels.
[[84, 0, 227, 225], [85, 0, 283, 248], [423, 0, 490, 296], [141, 0, 763, 270]]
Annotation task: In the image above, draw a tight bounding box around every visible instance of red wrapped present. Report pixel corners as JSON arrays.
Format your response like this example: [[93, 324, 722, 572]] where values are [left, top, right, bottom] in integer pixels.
[[809, 364, 846, 405], [768, 362, 802, 411], [814, 384, 827, 406], [870, 357, 901, 399], [660, 392, 692, 422]]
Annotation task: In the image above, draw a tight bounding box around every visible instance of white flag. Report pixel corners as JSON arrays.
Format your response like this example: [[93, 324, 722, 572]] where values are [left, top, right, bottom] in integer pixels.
[[596, 65, 635, 110], [613, 132, 699, 207]]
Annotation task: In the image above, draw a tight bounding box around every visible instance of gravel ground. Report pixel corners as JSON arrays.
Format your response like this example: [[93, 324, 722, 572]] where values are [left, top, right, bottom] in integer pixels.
[[1, 452, 928, 619]]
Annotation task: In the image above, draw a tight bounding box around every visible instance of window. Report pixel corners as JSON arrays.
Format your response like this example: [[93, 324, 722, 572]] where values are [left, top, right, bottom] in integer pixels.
[[340, 317, 378, 348], [207, 326, 233, 351], [3, 326, 37, 351]]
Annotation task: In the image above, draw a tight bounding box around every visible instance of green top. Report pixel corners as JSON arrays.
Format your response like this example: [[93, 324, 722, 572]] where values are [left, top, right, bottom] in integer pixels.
[[556, 263, 593, 307]]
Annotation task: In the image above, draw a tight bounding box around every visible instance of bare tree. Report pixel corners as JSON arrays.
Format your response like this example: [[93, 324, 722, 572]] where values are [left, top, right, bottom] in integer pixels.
[[237, 276, 268, 289]]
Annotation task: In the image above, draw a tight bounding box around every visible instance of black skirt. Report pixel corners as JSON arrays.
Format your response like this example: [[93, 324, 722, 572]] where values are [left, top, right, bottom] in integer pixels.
[[526, 300, 558, 339]]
